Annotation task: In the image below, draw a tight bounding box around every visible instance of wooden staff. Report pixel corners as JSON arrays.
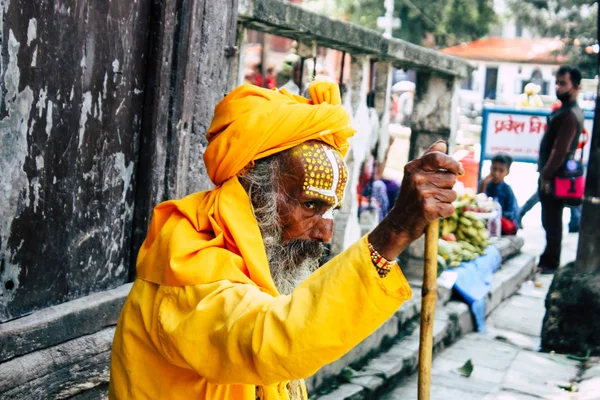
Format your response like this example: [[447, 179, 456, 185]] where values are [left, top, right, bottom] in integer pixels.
[[418, 219, 439, 400]]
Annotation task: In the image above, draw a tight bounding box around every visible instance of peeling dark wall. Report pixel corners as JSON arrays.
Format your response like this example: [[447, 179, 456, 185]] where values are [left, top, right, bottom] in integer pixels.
[[131, 0, 239, 266], [0, 0, 239, 321], [0, 0, 152, 321]]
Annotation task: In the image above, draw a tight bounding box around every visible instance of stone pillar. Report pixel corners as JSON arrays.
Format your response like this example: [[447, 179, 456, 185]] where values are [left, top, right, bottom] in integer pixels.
[[402, 72, 459, 281], [408, 72, 459, 160], [374, 61, 394, 162], [228, 24, 249, 91], [330, 55, 371, 257], [330, 59, 401, 259]]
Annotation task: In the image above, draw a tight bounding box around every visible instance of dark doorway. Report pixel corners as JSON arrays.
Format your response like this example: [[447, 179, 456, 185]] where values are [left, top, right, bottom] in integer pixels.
[[484, 67, 499, 100]]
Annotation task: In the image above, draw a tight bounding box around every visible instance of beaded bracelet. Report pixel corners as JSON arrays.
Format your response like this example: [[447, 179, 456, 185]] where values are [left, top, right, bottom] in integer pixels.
[[368, 242, 398, 278]]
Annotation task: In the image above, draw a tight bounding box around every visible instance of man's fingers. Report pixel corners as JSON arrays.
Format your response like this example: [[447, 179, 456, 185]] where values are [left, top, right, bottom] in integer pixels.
[[433, 189, 458, 204], [412, 171, 456, 190], [424, 199, 455, 220], [420, 151, 465, 176], [437, 203, 456, 219], [424, 140, 447, 155]]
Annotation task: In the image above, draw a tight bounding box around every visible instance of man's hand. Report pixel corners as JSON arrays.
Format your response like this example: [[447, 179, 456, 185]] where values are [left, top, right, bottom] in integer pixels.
[[368, 141, 464, 261], [540, 178, 552, 194]]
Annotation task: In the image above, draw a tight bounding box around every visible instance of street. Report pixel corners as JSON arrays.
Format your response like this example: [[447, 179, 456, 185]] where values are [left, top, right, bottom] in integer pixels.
[[380, 202, 600, 399]]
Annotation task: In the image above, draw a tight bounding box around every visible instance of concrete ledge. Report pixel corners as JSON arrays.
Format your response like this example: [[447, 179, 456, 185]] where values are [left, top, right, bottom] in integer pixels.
[[493, 235, 525, 260], [312, 253, 537, 399], [0, 283, 131, 363], [0, 327, 115, 399], [237, 0, 473, 78], [403, 236, 525, 282]]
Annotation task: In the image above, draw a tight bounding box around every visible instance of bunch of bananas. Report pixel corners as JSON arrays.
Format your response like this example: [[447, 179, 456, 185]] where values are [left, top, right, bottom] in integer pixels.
[[444, 211, 490, 250], [438, 239, 477, 269], [438, 195, 491, 269]]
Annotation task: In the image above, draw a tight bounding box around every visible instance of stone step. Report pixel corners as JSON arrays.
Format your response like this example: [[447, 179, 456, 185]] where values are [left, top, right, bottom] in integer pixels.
[[311, 252, 536, 399]]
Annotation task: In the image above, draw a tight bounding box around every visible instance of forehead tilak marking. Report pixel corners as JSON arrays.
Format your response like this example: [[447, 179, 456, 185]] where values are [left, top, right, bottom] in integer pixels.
[[292, 144, 347, 219], [313, 147, 344, 220], [306, 145, 341, 205]]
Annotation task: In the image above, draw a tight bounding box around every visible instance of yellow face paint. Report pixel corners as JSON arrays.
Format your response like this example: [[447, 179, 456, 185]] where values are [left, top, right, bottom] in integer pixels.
[[292, 143, 348, 219]]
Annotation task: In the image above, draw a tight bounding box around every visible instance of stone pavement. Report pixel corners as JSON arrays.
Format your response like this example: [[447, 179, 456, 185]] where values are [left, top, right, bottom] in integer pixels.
[[380, 214, 600, 399]]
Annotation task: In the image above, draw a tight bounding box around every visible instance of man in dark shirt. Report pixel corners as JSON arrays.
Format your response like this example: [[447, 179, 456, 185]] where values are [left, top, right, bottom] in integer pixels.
[[537, 66, 584, 273]]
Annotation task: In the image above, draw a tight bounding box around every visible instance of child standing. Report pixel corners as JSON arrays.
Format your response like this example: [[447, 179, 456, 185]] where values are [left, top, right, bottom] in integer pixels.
[[479, 153, 520, 235]]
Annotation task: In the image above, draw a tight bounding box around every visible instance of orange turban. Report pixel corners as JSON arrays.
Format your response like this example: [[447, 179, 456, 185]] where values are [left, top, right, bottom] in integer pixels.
[[136, 83, 355, 295], [204, 83, 355, 185]]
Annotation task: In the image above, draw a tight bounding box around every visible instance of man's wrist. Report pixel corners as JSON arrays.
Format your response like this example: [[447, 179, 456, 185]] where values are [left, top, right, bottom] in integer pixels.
[[368, 242, 398, 278], [367, 220, 413, 261]]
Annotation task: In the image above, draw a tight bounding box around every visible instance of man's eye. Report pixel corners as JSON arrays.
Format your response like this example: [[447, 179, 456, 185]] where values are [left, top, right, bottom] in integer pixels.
[[304, 201, 316, 210]]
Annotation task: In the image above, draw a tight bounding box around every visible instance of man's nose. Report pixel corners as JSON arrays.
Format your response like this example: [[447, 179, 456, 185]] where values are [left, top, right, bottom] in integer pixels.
[[310, 218, 334, 243]]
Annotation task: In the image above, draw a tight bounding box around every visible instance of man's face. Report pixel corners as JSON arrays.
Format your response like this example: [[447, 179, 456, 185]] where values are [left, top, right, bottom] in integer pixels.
[[490, 161, 509, 184], [555, 73, 577, 102], [277, 141, 348, 245]]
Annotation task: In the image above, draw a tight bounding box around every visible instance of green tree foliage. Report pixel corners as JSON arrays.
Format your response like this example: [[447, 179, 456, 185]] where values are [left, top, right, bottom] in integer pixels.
[[506, 0, 598, 78], [303, 0, 384, 30], [394, 0, 497, 47], [303, 0, 497, 48]]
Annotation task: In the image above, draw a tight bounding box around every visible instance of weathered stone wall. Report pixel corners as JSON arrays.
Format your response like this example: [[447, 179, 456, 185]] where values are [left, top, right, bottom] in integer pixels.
[[130, 0, 239, 261], [0, 0, 152, 322], [409, 72, 459, 160], [0, 0, 239, 322]]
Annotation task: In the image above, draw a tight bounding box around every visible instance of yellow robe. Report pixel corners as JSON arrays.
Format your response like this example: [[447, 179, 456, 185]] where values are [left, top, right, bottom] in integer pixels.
[[109, 238, 411, 400], [109, 190, 412, 399]]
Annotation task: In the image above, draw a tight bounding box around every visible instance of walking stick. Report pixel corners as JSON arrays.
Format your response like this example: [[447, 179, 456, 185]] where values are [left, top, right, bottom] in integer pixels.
[[418, 219, 439, 400]]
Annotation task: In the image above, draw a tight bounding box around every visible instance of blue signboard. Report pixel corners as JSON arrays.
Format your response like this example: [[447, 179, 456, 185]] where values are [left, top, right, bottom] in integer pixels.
[[479, 106, 594, 179]]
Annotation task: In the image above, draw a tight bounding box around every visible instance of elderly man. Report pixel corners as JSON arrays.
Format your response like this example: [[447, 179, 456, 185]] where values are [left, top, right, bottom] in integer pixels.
[[109, 82, 462, 399]]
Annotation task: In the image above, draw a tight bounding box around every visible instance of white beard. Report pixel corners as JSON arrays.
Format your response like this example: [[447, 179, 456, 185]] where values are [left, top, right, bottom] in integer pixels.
[[261, 231, 322, 295]]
